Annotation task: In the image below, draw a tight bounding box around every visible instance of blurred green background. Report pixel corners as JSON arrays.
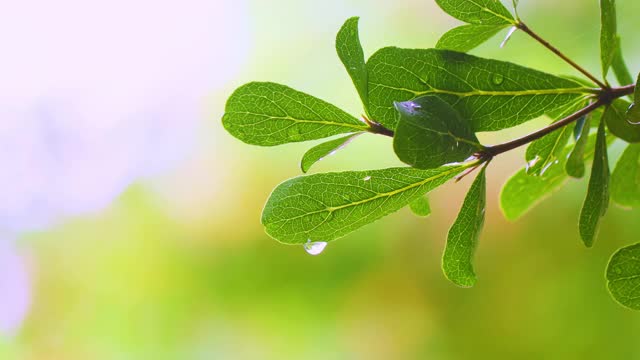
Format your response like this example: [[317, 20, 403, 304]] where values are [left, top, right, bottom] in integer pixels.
[[4, 0, 640, 358]]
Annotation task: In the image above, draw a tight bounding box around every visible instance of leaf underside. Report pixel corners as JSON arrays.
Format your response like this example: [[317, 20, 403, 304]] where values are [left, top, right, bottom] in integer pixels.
[[607, 243, 640, 310]]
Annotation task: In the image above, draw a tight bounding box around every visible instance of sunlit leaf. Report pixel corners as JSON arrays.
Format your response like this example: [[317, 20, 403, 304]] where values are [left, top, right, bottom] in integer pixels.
[[435, 0, 515, 25], [366, 47, 591, 130], [443, 166, 486, 287], [223, 82, 368, 146], [436, 24, 507, 52], [262, 165, 470, 244], [336, 17, 369, 111]]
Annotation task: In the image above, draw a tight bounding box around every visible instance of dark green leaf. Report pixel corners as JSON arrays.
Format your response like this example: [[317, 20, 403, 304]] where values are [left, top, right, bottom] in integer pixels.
[[501, 132, 606, 221], [611, 144, 640, 208], [435, 0, 515, 25], [612, 36, 633, 86], [566, 115, 592, 178], [600, 0, 617, 78], [606, 243, 640, 310], [300, 133, 361, 173], [262, 165, 469, 244], [409, 196, 432, 217], [336, 17, 369, 111], [366, 47, 591, 130], [223, 82, 368, 146], [443, 166, 486, 287], [436, 24, 507, 52], [604, 99, 640, 143], [525, 101, 585, 176], [579, 120, 610, 247], [393, 96, 482, 169]]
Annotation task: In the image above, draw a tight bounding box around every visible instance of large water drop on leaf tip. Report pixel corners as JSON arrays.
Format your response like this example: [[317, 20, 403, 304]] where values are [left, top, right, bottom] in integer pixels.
[[304, 240, 327, 256]]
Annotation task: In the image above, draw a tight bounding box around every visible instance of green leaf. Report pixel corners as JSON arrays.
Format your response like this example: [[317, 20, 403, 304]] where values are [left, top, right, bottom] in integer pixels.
[[501, 132, 606, 221], [604, 99, 640, 143], [435, 0, 515, 25], [262, 165, 469, 244], [300, 133, 361, 173], [566, 115, 592, 178], [525, 101, 586, 176], [611, 144, 640, 208], [336, 17, 369, 111], [222, 82, 368, 146], [611, 36, 633, 86], [600, 0, 617, 78], [606, 243, 640, 310], [366, 47, 591, 130], [393, 96, 482, 169], [443, 166, 486, 287], [436, 24, 507, 52], [579, 120, 610, 248], [409, 196, 432, 217]]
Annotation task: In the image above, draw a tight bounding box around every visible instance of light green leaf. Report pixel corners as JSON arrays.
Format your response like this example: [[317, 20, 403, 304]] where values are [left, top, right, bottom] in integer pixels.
[[366, 47, 591, 130], [262, 165, 470, 244], [435, 0, 515, 25], [501, 132, 607, 221], [300, 133, 361, 173], [606, 243, 640, 310], [604, 99, 640, 143], [611, 144, 640, 208], [393, 96, 482, 169], [611, 36, 633, 86], [566, 115, 592, 178], [579, 120, 610, 248], [436, 24, 507, 52], [443, 166, 486, 287], [336, 17, 369, 111], [409, 196, 432, 217], [222, 82, 367, 146], [600, 0, 617, 78], [525, 101, 586, 176]]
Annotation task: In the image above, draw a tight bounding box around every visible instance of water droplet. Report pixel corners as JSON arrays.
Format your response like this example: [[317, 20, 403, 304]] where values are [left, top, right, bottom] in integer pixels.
[[492, 74, 504, 85], [500, 26, 518, 48], [540, 160, 556, 176], [304, 240, 327, 256], [363, 176, 372, 181], [525, 156, 540, 172]]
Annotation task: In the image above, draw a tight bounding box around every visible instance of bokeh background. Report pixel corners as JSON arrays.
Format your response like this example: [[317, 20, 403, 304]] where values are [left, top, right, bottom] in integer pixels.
[[2, 0, 640, 358]]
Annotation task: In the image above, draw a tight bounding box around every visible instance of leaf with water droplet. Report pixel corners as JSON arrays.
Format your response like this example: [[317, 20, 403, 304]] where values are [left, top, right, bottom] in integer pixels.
[[222, 82, 368, 146], [443, 166, 486, 287], [366, 48, 591, 130], [436, 24, 507, 53], [262, 165, 470, 244], [304, 240, 328, 255], [300, 133, 361, 173], [500, 26, 518, 48], [409, 195, 431, 217], [611, 143, 640, 208], [525, 100, 587, 176], [604, 99, 640, 143], [566, 115, 592, 178], [579, 120, 610, 247], [600, 0, 617, 78], [606, 243, 640, 310], [501, 131, 611, 221], [336, 17, 369, 112], [393, 96, 482, 169], [435, 0, 516, 25]]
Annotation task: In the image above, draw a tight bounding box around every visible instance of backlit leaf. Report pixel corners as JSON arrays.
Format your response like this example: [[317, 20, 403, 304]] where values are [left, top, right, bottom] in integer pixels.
[[435, 0, 515, 25], [436, 24, 507, 53], [336, 17, 369, 111], [607, 243, 640, 310], [610, 144, 640, 208], [600, 0, 617, 78], [300, 133, 361, 173], [409, 196, 432, 217], [566, 115, 592, 178], [223, 82, 368, 146]]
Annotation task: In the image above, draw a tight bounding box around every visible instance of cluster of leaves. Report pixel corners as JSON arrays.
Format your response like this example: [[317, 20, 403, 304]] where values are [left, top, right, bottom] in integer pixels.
[[222, 0, 640, 309]]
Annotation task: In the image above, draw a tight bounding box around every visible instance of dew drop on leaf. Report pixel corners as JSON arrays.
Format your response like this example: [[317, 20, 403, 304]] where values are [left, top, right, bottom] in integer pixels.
[[304, 240, 328, 255], [492, 74, 504, 85], [363, 176, 371, 181]]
